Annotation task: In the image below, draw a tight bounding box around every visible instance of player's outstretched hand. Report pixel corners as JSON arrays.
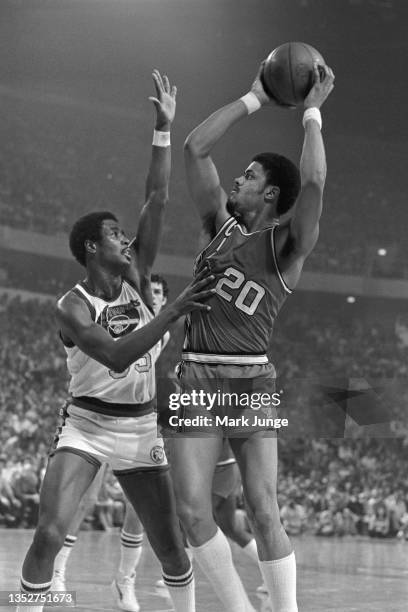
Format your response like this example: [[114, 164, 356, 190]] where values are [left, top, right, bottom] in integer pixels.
[[304, 62, 335, 110], [149, 69, 177, 127], [250, 62, 296, 109], [171, 267, 216, 317]]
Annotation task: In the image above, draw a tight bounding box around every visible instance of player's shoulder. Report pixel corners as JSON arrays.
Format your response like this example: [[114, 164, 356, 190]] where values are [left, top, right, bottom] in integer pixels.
[[56, 285, 92, 322]]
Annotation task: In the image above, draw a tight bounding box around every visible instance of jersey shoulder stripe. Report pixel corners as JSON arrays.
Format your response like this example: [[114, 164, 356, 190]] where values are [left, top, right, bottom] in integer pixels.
[[71, 285, 97, 319], [195, 216, 237, 264]]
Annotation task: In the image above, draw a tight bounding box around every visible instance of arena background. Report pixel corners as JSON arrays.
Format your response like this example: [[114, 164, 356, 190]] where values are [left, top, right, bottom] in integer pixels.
[[1, 1, 408, 610]]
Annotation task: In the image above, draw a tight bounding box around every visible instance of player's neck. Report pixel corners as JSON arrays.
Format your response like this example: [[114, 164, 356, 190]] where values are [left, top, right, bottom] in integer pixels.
[[84, 266, 123, 300], [241, 208, 278, 232]]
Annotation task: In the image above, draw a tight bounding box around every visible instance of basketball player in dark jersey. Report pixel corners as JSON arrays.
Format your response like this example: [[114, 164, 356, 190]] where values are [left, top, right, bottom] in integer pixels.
[[16, 71, 214, 612], [166, 61, 335, 612]]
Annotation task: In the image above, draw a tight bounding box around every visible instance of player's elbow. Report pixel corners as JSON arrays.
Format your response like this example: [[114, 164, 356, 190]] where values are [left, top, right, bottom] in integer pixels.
[[302, 169, 326, 192], [100, 347, 130, 373], [106, 354, 131, 373], [184, 133, 207, 158], [148, 188, 168, 209]]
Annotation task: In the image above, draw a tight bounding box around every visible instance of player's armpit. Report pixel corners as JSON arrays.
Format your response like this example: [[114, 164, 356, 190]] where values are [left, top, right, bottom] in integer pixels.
[[273, 224, 308, 291], [184, 145, 229, 233], [288, 181, 322, 257]]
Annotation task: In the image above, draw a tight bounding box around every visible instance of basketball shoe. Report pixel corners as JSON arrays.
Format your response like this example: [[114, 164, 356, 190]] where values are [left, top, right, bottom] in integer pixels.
[[111, 572, 140, 612]]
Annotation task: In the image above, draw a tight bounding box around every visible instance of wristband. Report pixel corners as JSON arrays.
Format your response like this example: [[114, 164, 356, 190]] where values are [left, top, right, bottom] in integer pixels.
[[240, 92, 261, 115], [152, 130, 171, 147], [302, 107, 322, 130]]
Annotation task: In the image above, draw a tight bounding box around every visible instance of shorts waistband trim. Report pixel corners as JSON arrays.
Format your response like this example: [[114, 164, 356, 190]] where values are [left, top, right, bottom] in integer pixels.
[[70, 396, 155, 417], [181, 352, 268, 365]]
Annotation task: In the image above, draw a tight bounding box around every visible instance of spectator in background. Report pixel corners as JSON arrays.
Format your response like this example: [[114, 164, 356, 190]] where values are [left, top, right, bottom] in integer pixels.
[[0, 454, 22, 527], [280, 495, 307, 536], [12, 459, 40, 528], [368, 502, 391, 538]]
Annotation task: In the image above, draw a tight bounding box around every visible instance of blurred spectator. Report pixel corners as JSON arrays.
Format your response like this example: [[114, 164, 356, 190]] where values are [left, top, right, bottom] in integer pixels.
[[280, 497, 307, 535], [367, 502, 391, 538], [0, 96, 406, 279], [0, 454, 22, 527]]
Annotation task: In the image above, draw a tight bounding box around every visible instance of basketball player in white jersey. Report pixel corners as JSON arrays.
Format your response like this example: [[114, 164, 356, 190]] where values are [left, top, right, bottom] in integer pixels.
[[16, 70, 214, 612], [52, 275, 170, 612]]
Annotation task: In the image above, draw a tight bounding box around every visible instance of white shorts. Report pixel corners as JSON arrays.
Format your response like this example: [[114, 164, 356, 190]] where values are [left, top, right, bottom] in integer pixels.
[[52, 404, 167, 473]]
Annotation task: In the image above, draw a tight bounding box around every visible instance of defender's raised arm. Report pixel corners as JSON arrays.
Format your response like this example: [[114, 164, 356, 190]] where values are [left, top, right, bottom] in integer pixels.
[[127, 70, 177, 301]]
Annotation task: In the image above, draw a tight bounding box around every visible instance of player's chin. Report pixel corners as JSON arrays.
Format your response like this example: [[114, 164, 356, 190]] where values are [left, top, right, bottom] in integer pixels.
[[121, 252, 132, 264], [226, 198, 238, 217], [116, 256, 131, 272]]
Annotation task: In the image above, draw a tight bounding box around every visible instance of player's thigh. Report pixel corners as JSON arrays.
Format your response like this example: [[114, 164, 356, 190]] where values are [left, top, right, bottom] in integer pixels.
[[39, 451, 99, 528], [229, 432, 278, 505], [166, 436, 222, 510], [68, 463, 107, 534], [116, 469, 183, 552]]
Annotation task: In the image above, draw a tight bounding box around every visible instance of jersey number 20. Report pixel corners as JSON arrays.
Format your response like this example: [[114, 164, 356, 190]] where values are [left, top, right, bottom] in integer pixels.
[[215, 267, 265, 315]]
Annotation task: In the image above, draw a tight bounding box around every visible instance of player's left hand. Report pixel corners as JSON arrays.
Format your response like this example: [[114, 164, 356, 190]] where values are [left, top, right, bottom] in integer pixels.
[[149, 69, 177, 128]]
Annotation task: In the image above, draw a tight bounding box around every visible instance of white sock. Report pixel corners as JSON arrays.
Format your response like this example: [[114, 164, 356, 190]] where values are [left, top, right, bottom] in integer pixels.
[[162, 564, 195, 612], [53, 534, 77, 574], [191, 528, 254, 612], [118, 530, 143, 577], [18, 576, 51, 612], [242, 538, 258, 563], [259, 552, 298, 612]]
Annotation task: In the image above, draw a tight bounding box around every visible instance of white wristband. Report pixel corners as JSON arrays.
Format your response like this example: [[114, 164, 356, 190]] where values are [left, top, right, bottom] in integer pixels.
[[240, 92, 261, 115], [152, 130, 171, 147], [302, 107, 322, 130]]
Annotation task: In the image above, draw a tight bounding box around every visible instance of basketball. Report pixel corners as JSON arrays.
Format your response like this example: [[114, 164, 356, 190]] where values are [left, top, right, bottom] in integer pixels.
[[261, 42, 325, 107]]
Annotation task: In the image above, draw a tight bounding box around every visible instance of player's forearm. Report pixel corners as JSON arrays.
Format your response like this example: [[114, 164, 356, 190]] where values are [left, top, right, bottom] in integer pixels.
[[289, 120, 326, 253], [184, 100, 248, 158], [138, 125, 171, 272], [300, 120, 326, 188], [108, 304, 179, 371], [145, 129, 171, 201]]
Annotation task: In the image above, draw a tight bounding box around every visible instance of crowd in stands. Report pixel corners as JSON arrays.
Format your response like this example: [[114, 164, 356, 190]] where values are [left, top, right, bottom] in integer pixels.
[[1, 293, 408, 539], [0, 97, 406, 279]]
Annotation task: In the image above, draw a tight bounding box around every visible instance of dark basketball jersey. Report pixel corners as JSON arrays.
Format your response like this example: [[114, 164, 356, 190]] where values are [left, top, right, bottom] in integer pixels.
[[184, 217, 291, 355]]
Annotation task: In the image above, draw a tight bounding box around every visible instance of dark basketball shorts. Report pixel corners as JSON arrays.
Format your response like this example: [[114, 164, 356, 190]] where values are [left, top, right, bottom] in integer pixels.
[[160, 354, 280, 437]]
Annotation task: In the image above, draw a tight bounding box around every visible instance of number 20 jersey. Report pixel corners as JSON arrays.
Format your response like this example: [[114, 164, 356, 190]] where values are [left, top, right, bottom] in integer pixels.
[[184, 216, 292, 355]]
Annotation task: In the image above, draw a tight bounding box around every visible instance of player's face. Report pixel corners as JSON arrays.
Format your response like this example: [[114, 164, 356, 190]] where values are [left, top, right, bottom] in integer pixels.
[[96, 220, 131, 270], [151, 282, 167, 315], [227, 162, 268, 218]]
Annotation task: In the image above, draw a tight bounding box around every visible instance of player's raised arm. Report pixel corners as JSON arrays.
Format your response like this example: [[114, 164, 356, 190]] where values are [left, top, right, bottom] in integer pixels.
[[127, 70, 177, 294], [287, 63, 334, 256], [184, 68, 274, 236]]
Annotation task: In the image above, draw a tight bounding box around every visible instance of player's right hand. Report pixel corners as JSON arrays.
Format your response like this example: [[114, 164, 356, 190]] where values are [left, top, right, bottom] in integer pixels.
[[251, 61, 296, 109], [171, 266, 216, 316]]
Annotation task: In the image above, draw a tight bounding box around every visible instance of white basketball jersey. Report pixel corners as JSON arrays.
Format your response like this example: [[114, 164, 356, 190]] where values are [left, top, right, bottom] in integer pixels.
[[61, 280, 161, 405]]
